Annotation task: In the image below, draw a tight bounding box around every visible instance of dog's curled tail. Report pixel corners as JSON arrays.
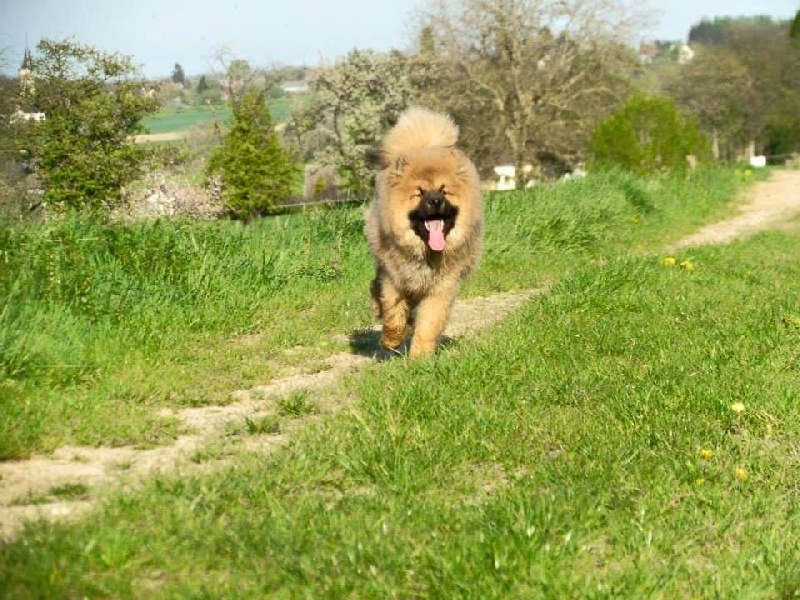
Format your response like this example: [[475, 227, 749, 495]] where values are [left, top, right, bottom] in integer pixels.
[[382, 107, 459, 163]]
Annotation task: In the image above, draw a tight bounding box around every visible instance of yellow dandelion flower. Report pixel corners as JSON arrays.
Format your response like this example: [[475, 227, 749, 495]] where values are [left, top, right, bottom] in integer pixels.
[[661, 256, 677, 266], [679, 260, 695, 270], [735, 467, 749, 481], [731, 402, 745, 414], [699, 449, 714, 459], [695, 478, 705, 486]]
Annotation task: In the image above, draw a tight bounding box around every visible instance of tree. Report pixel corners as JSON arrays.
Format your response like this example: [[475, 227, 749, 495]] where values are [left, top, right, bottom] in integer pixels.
[[589, 95, 711, 174], [226, 59, 252, 82], [196, 74, 210, 94], [289, 49, 434, 197], [206, 88, 298, 219], [14, 39, 159, 212], [665, 46, 760, 160], [791, 10, 800, 40], [415, 0, 647, 186], [684, 16, 800, 156], [727, 17, 800, 156], [0, 48, 15, 162], [0, 51, 25, 216], [688, 17, 733, 46], [171, 62, 186, 86]]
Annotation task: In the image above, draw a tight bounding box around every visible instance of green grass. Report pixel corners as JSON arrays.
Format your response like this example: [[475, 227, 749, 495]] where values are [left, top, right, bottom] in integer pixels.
[[2, 224, 799, 596], [143, 105, 231, 134], [142, 98, 293, 135], [3, 165, 794, 596], [277, 391, 318, 417], [0, 167, 749, 460], [240, 415, 281, 436]]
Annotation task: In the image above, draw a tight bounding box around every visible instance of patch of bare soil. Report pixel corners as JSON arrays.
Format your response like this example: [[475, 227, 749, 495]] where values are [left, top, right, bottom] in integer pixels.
[[668, 169, 800, 250], [0, 289, 540, 539], [134, 131, 187, 143]]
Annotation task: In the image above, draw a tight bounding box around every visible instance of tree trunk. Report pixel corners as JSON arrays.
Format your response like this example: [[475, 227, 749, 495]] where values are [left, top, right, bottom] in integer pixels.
[[514, 154, 527, 190], [712, 129, 719, 161]]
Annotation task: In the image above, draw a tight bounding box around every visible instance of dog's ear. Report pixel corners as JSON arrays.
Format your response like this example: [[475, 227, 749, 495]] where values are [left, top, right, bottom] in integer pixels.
[[391, 155, 408, 175], [365, 144, 382, 169]]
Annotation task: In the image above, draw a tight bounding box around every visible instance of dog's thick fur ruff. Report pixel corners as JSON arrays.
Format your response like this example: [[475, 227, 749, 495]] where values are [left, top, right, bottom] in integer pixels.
[[364, 107, 484, 357]]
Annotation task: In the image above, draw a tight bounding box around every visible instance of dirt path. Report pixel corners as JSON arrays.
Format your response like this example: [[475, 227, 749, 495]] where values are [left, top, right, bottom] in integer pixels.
[[667, 169, 800, 250], [2, 170, 799, 540], [0, 290, 540, 539], [134, 131, 188, 143]]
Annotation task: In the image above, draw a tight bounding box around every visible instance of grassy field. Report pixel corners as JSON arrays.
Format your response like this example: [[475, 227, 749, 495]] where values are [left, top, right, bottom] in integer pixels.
[[4, 167, 799, 596], [0, 168, 742, 459], [142, 97, 293, 134]]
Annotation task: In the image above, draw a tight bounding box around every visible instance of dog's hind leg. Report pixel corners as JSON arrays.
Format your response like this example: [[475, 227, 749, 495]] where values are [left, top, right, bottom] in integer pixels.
[[369, 270, 383, 319]]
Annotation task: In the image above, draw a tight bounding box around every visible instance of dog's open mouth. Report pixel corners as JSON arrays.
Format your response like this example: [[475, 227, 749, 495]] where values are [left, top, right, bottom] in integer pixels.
[[410, 212, 457, 251], [424, 219, 446, 251], [409, 187, 459, 252]]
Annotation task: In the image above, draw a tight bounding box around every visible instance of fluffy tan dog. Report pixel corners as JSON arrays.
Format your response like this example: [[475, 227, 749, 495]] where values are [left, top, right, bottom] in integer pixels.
[[364, 107, 484, 358]]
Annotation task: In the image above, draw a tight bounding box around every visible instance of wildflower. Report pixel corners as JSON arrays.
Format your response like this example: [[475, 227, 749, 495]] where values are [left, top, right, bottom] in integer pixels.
[[661, 256, 677, 266], [731, 402, 745, 414], [782, 315, 800, 329], [699, 449, 714, 460], [695, 478, 705, 486], [744, 169, 752, 178], [679, 260, 695, 270], [735, 467, 749, 481]]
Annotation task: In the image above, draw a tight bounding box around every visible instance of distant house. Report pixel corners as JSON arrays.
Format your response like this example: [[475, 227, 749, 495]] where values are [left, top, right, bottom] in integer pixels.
[[281, 80, 309, 94], [10, 109, 45, 123], [491, 164, 586, 190], [677, 44, 695, 65], [493, 165, 534, 190], [637, 40, 693, 65], [638, 42, 658, 64]]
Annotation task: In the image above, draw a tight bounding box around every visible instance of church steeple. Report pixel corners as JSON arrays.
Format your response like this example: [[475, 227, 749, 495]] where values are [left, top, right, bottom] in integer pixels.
[[20, 47, 34, 72], [19, 45, 35, 97]]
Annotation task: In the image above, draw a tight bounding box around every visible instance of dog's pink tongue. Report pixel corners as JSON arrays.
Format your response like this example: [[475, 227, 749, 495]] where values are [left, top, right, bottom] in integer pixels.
[[427, 220, 446, 251]]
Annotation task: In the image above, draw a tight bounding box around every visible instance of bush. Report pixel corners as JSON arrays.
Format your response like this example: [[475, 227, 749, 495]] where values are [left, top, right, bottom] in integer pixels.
[[589, 95, 711, 174], [206, 88, 298, 219], [16, 39, 159, 212]]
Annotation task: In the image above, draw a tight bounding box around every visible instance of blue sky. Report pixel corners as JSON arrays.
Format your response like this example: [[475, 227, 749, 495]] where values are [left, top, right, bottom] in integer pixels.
[[1, 0, 798, 78]]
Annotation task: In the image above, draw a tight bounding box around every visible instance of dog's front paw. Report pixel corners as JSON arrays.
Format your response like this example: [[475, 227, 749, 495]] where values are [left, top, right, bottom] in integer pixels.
[[408, 339, 437, 358], [379, 328, 406, 351]]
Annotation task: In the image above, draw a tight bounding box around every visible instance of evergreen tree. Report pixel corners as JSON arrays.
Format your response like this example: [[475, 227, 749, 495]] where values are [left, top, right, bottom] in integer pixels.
[[206, 89, 297, 219], [196, 74, 210, 94], [171, 62, 186, 86]]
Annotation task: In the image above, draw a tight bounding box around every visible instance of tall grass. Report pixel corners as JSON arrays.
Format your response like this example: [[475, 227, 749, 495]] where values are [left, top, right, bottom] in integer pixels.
[[1, 209, 365, 385], [0, 167, 744, 457], [0, 207, 371, 457]]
